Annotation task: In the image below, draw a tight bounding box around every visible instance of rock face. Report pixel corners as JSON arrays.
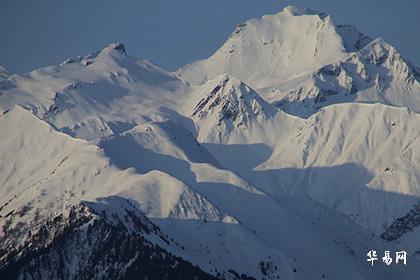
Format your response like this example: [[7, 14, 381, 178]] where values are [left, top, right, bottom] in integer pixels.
[[381, 203, 420, 241], [0, 199, 218, 280], [191, 75, 276, 131]]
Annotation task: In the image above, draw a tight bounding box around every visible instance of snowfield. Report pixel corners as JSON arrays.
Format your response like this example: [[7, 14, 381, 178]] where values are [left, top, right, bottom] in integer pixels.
[[1, 5, 420, 280]]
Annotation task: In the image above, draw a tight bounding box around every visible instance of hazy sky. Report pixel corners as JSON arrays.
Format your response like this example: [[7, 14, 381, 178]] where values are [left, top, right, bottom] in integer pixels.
[[1, 0, 419, 73]]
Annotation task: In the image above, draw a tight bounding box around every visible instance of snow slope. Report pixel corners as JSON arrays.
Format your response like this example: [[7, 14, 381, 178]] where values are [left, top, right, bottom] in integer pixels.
[[97, 110, 420, 279], [0, 106, 234, 260], [271, 38, 420, 117], [205, 102, 420, 237], [2, 106, 418, 279]]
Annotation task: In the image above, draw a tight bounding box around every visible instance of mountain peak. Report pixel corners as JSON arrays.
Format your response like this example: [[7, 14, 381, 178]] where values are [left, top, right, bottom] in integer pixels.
[[358, 37, 419, 82], [191, 75, 276, 136], [369, 37, 392, 48], [59, 42, 127, 68], [359, 38, 393, 61], [0, 105, 54, 134], [101, 42, 127, 55], [2, 104, 26, 116], [282, 5, 327, 18]]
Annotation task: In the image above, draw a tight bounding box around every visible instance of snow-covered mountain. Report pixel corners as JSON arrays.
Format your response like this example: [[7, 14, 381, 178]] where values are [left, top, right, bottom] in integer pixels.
[[183, 74, 279, 142], [178, 6, 419, 119], [2, 106, 417, 280], [0, 43, 189, 140], [177, 6, 371, 89], [1, 5, 420, 280]]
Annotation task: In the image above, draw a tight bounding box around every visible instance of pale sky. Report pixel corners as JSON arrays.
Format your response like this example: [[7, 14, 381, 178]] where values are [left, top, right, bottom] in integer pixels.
[[1, 0, 419, 73]]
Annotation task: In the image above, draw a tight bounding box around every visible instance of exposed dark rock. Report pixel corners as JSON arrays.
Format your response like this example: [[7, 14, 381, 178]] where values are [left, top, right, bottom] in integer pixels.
[[0, 202, 218, 280], [381, 203, 420, 241]]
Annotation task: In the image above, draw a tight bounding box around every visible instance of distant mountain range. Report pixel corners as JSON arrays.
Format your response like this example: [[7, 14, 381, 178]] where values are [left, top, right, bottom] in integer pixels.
[[1, 6, 420, 280]]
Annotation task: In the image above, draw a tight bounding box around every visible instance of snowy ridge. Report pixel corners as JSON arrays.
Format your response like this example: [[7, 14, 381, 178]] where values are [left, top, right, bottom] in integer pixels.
[[0, 43, 188, 140], [0, 106, 238, 224], [273, 38, 420, 117]]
